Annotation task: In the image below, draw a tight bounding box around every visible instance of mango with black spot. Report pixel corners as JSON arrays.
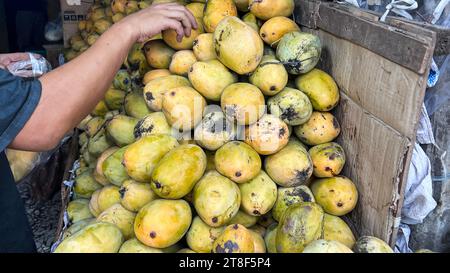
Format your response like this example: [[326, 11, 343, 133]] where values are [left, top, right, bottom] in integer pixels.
[[194, 111, 236, 150], [221, 83, 265, 125], [169, 50, 197, 76], [186, 216, 225, 253], [309, 142, 346, 178], [250, 55, 288, 96], [323, 213, 356, 249], [134, 199, 192, 248], [124, 91, 152, 119], [245, 114, 290, 155], [119, 179, 158, 212], [123, 134, 178, 183], [133, 112, 171, 139], [294, 111, 341, 146], [260, 16, 300, 47], [239, 171, 277, 216], [106, 114, 139, 147], [192, 33, 217, 61], [265, 139, 313, 187], [311, 176, 358, 216], [215, 141, 261, 183], [96, 203, 136, 239], [102, 146, 130, 186], [143, 75, 192, 112], [272, 185, 315, 221], [353, 236, 393, 253], [193, 170, 241, 227], [212, 224, 254, 253], [163, 17, 204, 50], [229, 210, 259, 228], [268, 87, 313, 126], [112, 69, 131, 91], [151, 144, 206, 199], [276, 202, 324, 253]]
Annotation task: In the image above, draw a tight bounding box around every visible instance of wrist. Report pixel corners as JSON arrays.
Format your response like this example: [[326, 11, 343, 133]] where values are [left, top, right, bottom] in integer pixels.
[[112, 18, 138, 45]]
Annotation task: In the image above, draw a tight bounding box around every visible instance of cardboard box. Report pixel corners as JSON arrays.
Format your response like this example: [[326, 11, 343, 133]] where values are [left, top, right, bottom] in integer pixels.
[[60, 0, 94, 47]]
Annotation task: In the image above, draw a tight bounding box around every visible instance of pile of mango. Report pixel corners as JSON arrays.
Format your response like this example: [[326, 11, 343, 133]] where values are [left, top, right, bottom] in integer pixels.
[[56, 0, 394, 253]]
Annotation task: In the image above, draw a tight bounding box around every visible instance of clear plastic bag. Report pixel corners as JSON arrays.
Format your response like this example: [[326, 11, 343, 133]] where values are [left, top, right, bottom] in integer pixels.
[[44, 16, 63, 42], [6, 53, 52, 78]]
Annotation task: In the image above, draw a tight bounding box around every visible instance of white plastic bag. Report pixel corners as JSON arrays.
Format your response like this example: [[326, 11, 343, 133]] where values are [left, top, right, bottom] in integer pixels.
[[6, 53, 52, 78]]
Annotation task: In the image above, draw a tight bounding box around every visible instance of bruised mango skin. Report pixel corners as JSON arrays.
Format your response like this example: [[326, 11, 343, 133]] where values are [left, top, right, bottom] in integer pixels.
[[151, 144, 207, 199], [249, 55, 288, 96], [192, 33, 217, 61], [96, 203, 136, 239], [194, 110, 236, 151], [212, 224, 255, 253], [188, 59, 237, 101], [67, 199, 93, 224], [276, 202, 324, 253], [272, 185, 315, 222], [309, 142, 346, 177], [214, 16, 263, 75], [124, 91, 152, 119], [54, 222, 123, 253], [106, 114, 139, 147], [295, 69, 340, 111], [353, 236, 393, 253], [294, 111, 341, 146], [264, 223, 278, 253], [143, 75, 191, 111], [186, 216, 225, 253], [268, 87, 313, 126], [102, 146, 130, 186], [74, 169, 102, 198], [215, 141, 261, 183], [133, 112, 171, 139], [221, 83, 265, 125], [250, 0, 295, 20], [203, 0, 238, 33], [134, 199, 192, 248], [265, 139, 312, 187], [119, 179, 158, 212], [143, 40, 175, 69], [142, 69, 171, 85], [193, 170, 241, 227], [239, 171, 277, 216], [302, 239, 353, 253], [260, 16, 300, 47], [323, 213, 356, 249], [229, 210, 259, 228], [245, 114, 290, 155], [311, 176, 358, 216], [123, 134, 178, 183], [169, 50, 197, 76]]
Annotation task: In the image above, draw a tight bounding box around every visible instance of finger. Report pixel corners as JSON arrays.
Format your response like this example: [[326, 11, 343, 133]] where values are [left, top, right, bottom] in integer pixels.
[[166, 5, 198, 30], [161, 10, 192, 37], [163, 19, 185, 42]]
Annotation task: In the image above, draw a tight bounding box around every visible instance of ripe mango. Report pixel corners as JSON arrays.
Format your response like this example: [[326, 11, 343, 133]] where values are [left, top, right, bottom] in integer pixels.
[[294, 111, 341, 145], [96, 203, 136, 239], [215, 141, 261, 183], [242, 12, 262, 32], [245, 114, 290, 155], [265, 139, 312, 187], [309, 142, 346, 177], [323, 214, 356, 249], [54, 222, 123, 253], [203, 0, 238, 33], [249, 230, 266, 253], [142, 69, 171, 84], [276, 202, 324, 253], [74, 169, 102, 198], [186, 2, 205, 18], [250, 0, 295, 20], [353, 236, 393, 253], [143, 75, 191, 111], [268, 87, 313, 126], [186, 216, 225, 253], [212, 224, 254, 253], [62, 218, 95, 240], [119, 238, 164, 253], [303, 239, 353, 253], [124, 91, 152, 119], [112, 12, 125, 23], [193, 170, 241, 227], [89, 189, 102, 217], [134, 112, 171, 139], [260, 16, 300, 47], [239, 171, 277, 216], [88, 129, 113, 157], [123, 134, 178, 182], [194, 110, 236, 150], [214, 16, 263, 74], [276, 32, 321, 75], [151, 144, 207, 199], [104, 87, 126, 110], [161, 86, 206, 131], [163, 18, 204, 50], [86, 33, 99, 46], [144, 40, 175, 69], [221, 83, 265, 125], [127, 43, 149, 76], [106, 114, 139, 147], [192, 33, 216, 61], [229, 210, 259, 228], [272, 185, 315, 221], [119, 179, 158, 212], [188, 59, 237, 101], [94, 18, 112, 34], [102, 146, 130, 186], [311, 176, 358, 216], [96, 185, 121, 214], [249, 55, 288, 96], [67, 199, 94, 224], [91, 100, 109, 117], [111, 0, 127, 14], [134, 199, 192, 248], [169, 50, 197, 76], [295, 68, 340, 111], [264, 223, 278, 253]]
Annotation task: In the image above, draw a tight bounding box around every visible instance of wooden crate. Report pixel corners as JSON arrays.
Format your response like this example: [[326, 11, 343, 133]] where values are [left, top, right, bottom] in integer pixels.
[[294, 0, 440, 246]]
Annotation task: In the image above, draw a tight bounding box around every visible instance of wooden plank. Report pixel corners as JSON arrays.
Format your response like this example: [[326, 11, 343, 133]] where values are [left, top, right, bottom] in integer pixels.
[[295, 0, 435, 74], [304, 28, 427, 138], [334, 92, 411, 243]]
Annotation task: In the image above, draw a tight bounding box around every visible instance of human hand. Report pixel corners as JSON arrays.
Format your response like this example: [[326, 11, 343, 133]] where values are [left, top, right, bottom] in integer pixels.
[[0, 52, 41, 69], [118, 3, 198, 43]]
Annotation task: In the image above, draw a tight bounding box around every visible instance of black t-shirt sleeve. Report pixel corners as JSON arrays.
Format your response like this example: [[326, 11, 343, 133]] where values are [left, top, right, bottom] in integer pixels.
[[0, 69, 42, 151]]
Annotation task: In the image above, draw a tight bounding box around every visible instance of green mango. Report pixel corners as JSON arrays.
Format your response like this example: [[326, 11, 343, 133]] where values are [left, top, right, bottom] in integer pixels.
[[102, 146, 130, 186], [106, 114, 139, 147]]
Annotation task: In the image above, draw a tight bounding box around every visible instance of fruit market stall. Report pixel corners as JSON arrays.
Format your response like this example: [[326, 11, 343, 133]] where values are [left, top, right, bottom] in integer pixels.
[[51, 0, 445, 253]]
